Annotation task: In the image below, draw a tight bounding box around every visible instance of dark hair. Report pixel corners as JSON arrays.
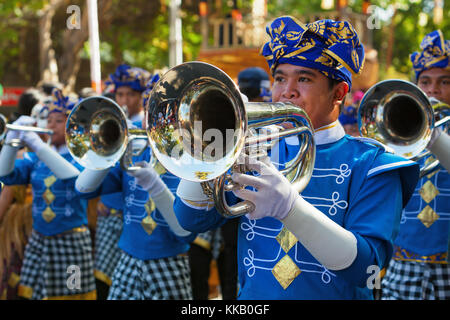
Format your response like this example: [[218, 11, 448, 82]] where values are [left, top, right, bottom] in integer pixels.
[[39, 82, 63, 96], [238, 67, 270, 100], [17, 89, 42, 116], [240, 87, 261, 100], [328, 77, 341, 90], [103, 91, 116, 101]]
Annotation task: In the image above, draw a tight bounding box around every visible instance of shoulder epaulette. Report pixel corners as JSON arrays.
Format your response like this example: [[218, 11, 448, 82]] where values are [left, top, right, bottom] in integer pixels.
[[350, 136, 395, 154]]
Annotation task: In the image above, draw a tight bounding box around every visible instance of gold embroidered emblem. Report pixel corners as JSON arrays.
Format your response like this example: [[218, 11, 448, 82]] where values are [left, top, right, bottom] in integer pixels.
[[44, 175, 57, 188], [43, 189, 55, 205], [419, 180, 439, 203], [141, 215, 157, 235], [276, 227, 298, 253], [144, 199, 155, 214], [417, 205, 440, 228], [272, 255, 301, 290], [42, 207, 56, 223]]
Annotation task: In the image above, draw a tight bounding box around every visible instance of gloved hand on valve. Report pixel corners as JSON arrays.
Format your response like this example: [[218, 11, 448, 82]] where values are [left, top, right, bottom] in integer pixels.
[[426, 127, 450, 172], [2, 115, 80, 180], [231, 154, 298, 221], [127, 160, 192, 237], [5, 115, 37, 144], [230, 153, 358, 271], [126, 161, 166, 197]]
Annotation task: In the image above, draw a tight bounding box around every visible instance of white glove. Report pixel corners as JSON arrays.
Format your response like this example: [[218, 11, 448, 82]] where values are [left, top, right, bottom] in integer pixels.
[[152, 187, 191, 237], [127, 161, 166, 197], [176, 179, 215, 211], [281, 197, 357, 270], [21, 131, 46, 153], [75, 168, 110, 193], [231, 154, 298, 220], [427, 127, 443, 149], [5, 115, 36, 144], [427, 128, 450, 172], [231, 155, 357, 270], [0, 144, 19, 176], [127, 161, 191, 237]]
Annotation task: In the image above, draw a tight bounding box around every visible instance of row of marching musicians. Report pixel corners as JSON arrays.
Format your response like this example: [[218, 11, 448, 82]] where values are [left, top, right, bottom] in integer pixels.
[[0, 62, 243, 300], [0, 17, 449, 300]]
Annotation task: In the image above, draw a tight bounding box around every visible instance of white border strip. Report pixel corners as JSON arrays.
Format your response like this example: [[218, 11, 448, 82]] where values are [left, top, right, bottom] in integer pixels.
[[367, 160, 414, 176]]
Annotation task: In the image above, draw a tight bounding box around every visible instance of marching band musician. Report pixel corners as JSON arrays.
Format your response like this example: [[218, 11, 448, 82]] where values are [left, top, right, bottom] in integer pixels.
[[105, 64, 152, 122], [381, 30, 450, 300], [0, 89, 96, 300], [172, 16, 420, 299], [0, 87, 44, 299], [92, 64, 153, 299], [74, 82, 196, 300]]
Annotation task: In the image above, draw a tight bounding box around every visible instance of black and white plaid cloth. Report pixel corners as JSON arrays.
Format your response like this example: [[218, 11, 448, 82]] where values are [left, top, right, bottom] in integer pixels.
[[107, 251, 192, 300], [18, 228, 96, 300], [94, 215, 123, 285], [381, 259, 450, 300]]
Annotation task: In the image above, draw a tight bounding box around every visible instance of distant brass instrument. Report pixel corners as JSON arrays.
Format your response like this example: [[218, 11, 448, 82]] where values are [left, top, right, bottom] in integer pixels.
[[65, 96, 148, 171], [358, 79, 450, 177]]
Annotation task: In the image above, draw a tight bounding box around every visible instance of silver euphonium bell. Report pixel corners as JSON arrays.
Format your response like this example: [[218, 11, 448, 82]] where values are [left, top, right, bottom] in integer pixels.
[[65, 96, 149, 171], [357, 79, 450, 177], [146, 61, 316, 217]]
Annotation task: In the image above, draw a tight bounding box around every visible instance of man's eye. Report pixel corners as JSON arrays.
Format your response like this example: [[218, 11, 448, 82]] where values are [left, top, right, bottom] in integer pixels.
[[298, 77, 310, 82]]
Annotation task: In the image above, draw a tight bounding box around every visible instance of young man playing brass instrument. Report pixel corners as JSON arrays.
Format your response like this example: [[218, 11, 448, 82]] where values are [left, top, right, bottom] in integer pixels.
[[170, 16, 420, 299]]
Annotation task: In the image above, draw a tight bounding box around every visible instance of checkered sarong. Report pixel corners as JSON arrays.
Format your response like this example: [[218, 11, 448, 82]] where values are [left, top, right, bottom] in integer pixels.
[[107, 251, 192, 300], [381, 259, 450, 300], [94, 215, 123, 285], [18, 228, 96, 300]]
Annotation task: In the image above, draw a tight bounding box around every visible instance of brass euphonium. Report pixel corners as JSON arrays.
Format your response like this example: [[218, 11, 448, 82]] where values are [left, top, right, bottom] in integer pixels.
[[146, 61, 316, 217], [357, 79, 450, 177], [65, 96, 149, 171]]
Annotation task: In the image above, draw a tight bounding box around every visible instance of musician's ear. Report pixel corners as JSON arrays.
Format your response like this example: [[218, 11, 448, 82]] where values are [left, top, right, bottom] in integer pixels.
[[333, 82, 349, 105]]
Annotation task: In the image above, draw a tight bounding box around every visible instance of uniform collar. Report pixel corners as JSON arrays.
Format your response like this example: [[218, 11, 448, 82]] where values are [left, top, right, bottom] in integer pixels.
[[314, 120, 346, 145]]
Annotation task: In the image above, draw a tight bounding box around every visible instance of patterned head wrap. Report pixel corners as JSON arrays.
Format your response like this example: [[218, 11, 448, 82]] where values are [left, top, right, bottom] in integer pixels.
[[44, 88, 79, 116], [142, 73, 161, 108], [105, 64, 151, 93], [410, 30, 449, 79], [261, 16, 365, 90]]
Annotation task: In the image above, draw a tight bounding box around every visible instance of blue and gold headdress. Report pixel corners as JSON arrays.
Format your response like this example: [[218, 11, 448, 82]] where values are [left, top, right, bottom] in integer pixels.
[[410, 30, 449, 79], [142, 73, 161, 108], [44, 88, 79, 116], [261, 16, 365, 90], [105, 64, 151, 93]]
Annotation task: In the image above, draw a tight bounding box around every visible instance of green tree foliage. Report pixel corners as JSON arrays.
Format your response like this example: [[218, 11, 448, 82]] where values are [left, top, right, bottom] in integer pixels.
[[0, 0, 448, 88], [369, 0, 449, 80], [266, 0, 449, 80]]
